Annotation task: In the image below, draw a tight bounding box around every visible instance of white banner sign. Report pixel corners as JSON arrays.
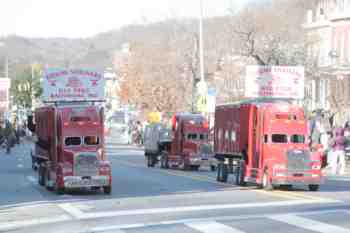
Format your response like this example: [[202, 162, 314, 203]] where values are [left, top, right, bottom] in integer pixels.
[[245, 66, 305, 99], [43, 68, 105, 102], [0, 78, 10, 111]]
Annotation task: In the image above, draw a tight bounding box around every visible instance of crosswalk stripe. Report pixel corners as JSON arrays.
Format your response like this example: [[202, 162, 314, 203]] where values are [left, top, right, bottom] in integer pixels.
[[269, 214, 350, 233], [185, 221, 246, 233]]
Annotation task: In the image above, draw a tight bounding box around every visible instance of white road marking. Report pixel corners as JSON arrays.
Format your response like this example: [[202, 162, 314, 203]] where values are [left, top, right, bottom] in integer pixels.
[[70, 199, 339, 220], [186, 221, 245, 233], [0, 215, 71, 231], [17, 164, 23, 168], [270, 214, 350, 233], [58, 203, 85, 219], [90, 209, 348, 232], [91, 209, 349, 232]]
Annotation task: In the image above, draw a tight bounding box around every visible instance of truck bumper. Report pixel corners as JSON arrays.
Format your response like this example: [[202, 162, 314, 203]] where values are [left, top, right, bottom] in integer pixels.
[[272, 174, 323, 186], [188, 156, 216, 166], [63, 176, 110, 188]]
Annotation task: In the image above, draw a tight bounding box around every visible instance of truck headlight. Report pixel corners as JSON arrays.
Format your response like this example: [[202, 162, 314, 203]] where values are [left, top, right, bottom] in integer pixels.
[[273, 164, 286, 170]]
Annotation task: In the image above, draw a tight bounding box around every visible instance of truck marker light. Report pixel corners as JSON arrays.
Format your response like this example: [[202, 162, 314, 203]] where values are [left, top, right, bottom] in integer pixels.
[[64, 122, 69, 126]]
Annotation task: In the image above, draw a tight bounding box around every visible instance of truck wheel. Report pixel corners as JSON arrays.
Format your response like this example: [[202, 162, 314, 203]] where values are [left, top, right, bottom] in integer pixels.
[[147, 156, 153, 167], [308, 184, 319, 192], [235, 161, 246, 186], [55, 183, 65, 195], [180, 160, 190, 171], [191, 165, 200, 171], [103, 186, 112, 194], [217, 163, 228, 182], [45, 170, 54, 191], [38, 165, 45, 186], [160, 154, 169, 169], [151, 156, 158, 167], [262, 169, 273, 191]]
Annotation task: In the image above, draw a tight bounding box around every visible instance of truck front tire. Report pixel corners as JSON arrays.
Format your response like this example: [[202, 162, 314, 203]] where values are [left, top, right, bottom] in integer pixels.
[[103, 186, 112, 194], [38, 165, 45, 186], [217, 163, 228, 182], [235, 161, 246, 186], [160, 153, 169, 169], [147, 156, 154, 167], [308, 184, 319, 192]]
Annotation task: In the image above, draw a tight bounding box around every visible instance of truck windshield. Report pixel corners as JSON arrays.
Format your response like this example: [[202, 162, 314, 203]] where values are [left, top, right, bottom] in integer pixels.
[[271, 134, 288, 143], [65, 137, 81, 146], [187, 133, 198, 140], [84, 136, 100, 145], [187, 133, 208, 141], [199, 134, 208, 140], [290, 134, 305, 143]]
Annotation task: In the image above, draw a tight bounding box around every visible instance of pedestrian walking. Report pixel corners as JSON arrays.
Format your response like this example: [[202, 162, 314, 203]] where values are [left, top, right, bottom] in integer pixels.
[[329, 127, 346, 175]]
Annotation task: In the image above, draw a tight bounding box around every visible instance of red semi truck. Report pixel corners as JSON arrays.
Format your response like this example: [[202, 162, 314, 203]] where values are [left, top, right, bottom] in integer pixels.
[[28, 68, 112, 194], [214, 99, 322, 191], [29, 103, 112, 194], [144, 113, 215, 171]]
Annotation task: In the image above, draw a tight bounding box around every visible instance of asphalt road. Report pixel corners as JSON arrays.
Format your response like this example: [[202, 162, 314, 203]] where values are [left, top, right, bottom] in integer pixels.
[[1, 138, 350, 233]]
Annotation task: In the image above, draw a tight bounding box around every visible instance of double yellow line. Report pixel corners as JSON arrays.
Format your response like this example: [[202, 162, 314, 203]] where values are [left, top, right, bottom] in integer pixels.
[[119, 160, 336, 202]]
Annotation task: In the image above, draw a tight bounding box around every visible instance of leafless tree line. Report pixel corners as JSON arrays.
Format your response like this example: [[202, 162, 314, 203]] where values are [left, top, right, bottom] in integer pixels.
[[115, 0, 317, 113]]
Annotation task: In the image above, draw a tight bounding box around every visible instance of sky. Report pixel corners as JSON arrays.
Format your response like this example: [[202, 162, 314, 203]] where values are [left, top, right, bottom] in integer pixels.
[[0, 0, 250, 38]]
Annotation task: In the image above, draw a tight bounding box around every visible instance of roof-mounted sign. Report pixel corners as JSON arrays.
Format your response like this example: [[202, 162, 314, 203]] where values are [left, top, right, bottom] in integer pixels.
[[43, 68, 105, 102]]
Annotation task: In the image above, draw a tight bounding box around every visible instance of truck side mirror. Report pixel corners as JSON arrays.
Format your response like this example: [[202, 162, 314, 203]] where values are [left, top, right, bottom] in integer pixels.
[[27, 115, 36, 133]]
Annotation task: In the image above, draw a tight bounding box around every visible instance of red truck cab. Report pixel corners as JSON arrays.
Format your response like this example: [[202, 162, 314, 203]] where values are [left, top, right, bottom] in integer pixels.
[[214, 99, 322, 191], [30, 103, 112, 194], [144, 113, 215, 171], [167, 114, 214, 170]]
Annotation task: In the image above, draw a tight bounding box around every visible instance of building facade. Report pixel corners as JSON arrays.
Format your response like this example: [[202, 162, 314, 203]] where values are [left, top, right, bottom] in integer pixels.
[[304, 0, 350, 125]]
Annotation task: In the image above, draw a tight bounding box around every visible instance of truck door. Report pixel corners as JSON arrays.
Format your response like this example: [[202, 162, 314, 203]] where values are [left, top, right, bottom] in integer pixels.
[[251, 106, 261, 178]]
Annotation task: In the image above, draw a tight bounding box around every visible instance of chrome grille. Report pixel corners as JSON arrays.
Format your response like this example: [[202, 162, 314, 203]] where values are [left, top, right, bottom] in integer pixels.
[[200, 144, 213, 154], [286, 149, 311, 171], [74, 153, 99, 176]]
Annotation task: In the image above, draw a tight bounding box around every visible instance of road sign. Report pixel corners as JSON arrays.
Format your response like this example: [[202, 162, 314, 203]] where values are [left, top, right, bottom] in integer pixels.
[[245, 66, 305, 99], [197, 94, 208, 113]]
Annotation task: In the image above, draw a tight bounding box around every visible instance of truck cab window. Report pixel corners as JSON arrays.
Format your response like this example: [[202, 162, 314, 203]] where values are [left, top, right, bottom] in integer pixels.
[[65, 137, 81, 146], [264, 135, 268, 143], [290, 135, 305, 143], [271, 134, 288, 143], [84, 136, 100, 145], [187, 133, 198, 140]]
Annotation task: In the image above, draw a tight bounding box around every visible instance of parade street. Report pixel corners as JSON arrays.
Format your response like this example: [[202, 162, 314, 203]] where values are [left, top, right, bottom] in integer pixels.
[[1, 139, 350, 233]]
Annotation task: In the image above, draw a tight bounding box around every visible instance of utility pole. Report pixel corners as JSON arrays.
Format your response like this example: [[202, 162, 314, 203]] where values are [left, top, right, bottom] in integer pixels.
[[199, 0, 205, 82]]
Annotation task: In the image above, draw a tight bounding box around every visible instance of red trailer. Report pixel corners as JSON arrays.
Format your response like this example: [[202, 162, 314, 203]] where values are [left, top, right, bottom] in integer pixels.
[[214, 99, 322, 191], [29, 103, 112, 194]]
